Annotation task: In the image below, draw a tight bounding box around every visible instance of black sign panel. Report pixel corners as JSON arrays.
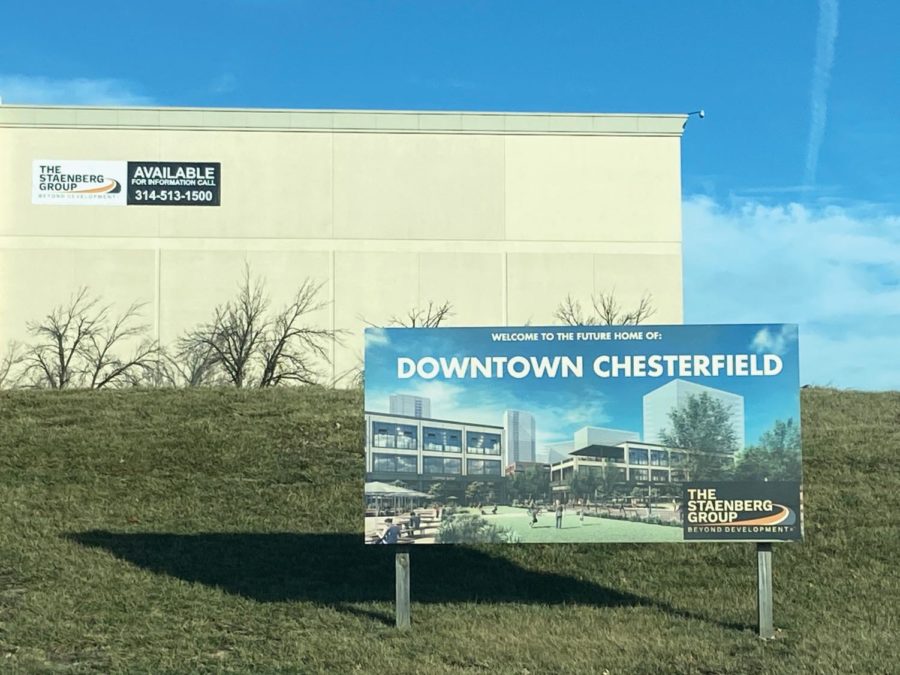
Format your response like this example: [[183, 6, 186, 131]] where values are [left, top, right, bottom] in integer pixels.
[[683, 481, 802, 541], [127, 161, 220, 206]]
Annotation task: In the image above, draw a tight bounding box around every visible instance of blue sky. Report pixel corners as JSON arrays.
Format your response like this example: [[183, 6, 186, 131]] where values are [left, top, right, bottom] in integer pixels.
[[2, 1, 897, 389], [365, 325, 801, 449]]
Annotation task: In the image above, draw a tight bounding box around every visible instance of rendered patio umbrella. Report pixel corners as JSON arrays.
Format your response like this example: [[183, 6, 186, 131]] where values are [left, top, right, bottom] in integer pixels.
[[365, 481, 432, 515]]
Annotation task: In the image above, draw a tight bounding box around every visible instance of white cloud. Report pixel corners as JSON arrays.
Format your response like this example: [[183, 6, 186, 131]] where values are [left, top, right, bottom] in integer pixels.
[[366, 327, 391, 347], [750, 325, 798, 356], [804, 0, 839, 185], [0, 74, 153, 106], [209, 73, 237, 95], [683, 195, 900, 390]]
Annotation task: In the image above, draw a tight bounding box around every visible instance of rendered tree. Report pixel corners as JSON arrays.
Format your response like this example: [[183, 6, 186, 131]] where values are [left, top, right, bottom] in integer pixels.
[[595, 465, 626, 502], [507, 465, 551, 503], [428, 481, 448, 503], [734, 418, 802, 481], [568, 469, 600, 501], [659, 392, 738, 480], [465, 480, 487, 506]]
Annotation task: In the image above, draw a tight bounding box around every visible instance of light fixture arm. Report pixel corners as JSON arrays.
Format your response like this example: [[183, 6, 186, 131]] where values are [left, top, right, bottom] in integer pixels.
[[683, 109, 706, 129]]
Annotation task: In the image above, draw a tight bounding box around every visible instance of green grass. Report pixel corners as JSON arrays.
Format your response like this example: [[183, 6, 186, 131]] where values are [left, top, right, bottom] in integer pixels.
[[1, 386, 898, 674]]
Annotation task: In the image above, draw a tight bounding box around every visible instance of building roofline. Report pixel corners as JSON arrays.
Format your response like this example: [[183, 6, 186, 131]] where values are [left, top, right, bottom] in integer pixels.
[[0, 104, 688, 137], [621, 440, 684, 449], [365, 411, 503, 430]]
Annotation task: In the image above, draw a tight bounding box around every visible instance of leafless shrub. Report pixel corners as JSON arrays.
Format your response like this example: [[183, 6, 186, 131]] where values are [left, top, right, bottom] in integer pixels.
[[21, 288, 156, 389], [387, 300, 454, 328], [0, 341, 25, 388], [352, 299, 454, 389], [259, 280, 333, 386], [554, 290, 655, 326], [177, 265, 337, 387]]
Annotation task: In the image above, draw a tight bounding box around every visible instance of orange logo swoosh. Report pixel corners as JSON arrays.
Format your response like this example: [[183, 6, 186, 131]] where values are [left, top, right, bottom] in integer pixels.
[[691, 504, 792, 528], [73, 179, 119, 194]]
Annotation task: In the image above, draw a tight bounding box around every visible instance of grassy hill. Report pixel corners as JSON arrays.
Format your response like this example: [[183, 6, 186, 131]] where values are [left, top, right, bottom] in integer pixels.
[[0, 387, 897, 674]]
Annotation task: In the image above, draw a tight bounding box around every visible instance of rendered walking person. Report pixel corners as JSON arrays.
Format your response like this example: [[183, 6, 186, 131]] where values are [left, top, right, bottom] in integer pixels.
[[555, 502, 563, 529]]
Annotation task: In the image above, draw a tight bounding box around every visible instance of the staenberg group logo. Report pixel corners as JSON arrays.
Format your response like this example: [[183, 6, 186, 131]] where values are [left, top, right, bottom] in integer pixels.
[[32, 160, 221, 207], [32, 160, 127, 205], [683, 481, 802, 541]]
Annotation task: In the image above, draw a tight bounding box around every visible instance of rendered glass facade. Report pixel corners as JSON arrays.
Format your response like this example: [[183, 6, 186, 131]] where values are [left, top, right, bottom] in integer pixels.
[[365, 412, 503, 489]]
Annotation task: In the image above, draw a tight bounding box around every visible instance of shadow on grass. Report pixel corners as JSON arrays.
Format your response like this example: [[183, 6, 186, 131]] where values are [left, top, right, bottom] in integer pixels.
[[66, 531, 752, 631]]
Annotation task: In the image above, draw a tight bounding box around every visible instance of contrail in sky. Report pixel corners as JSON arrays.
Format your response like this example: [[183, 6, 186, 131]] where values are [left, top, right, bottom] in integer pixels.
[[804, 0, 839, 186]]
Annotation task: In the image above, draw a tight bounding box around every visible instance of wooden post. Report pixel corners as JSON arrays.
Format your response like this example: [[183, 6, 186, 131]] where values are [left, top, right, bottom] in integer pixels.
[[395, 550, 410, 629], [756, 543, 774, 639]]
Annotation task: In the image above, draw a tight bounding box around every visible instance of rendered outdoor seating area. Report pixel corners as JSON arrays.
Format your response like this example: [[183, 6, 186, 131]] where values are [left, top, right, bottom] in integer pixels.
[[365, 508, 443, 544]]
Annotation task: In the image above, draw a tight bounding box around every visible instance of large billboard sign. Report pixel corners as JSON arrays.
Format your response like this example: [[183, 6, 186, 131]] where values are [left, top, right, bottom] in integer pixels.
[[363, 324, 802, 545]]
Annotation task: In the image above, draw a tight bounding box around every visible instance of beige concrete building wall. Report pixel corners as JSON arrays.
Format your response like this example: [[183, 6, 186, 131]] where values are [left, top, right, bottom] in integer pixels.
[[0, 106, 685, 384]]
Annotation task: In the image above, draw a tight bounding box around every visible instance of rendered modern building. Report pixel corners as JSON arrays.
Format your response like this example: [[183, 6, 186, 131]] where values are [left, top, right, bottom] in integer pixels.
[[548, 439, 735, 499], [365, 411, 504, 493], [0, 105, 687, 383], [642, 379, 746, 450], [573, 426, 640, 448], [550, 440, 695, 487], [537, 427, 637, 465], [538, 441, 575, 465], [505, 461, 551, 477], [389, 394, 431, 419], [503, 409, 536, 465]]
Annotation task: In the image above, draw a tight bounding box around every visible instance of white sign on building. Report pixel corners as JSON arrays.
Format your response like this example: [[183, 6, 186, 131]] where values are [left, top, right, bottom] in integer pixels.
[[32, 160, 127, 206]]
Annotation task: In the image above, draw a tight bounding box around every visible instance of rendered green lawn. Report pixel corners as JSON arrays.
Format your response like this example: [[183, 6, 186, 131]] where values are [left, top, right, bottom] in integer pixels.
[[476, 506, 683, 543], [0, 387, 898, 674]]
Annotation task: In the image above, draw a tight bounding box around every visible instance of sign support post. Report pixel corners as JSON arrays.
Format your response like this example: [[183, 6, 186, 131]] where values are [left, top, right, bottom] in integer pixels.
[[756, 542, 774, 639], [395, 550, 411, 629]]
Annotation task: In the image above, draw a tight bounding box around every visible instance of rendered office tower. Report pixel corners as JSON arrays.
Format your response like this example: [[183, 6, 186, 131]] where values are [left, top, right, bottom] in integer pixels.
[[503, 410, 536, 465], [389, 394, 431, 419], [642, 379, 745, 451]]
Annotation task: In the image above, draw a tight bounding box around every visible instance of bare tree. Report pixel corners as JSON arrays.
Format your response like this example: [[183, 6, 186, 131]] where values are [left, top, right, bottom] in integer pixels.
[[23, 287, 101, 388], [337, 298, 458, 390], [554, 290, 655, 326], [181, 265, 267, 388], [81, 301, 158, 389], [0, 341, 24, 388], [178, 265, 336, 387], [349, 299, 454, 389], [387, 300, 454, 328], [157, 342, 221, 388], [20, 288, 156, 389], [259, 280, 334, 386]]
